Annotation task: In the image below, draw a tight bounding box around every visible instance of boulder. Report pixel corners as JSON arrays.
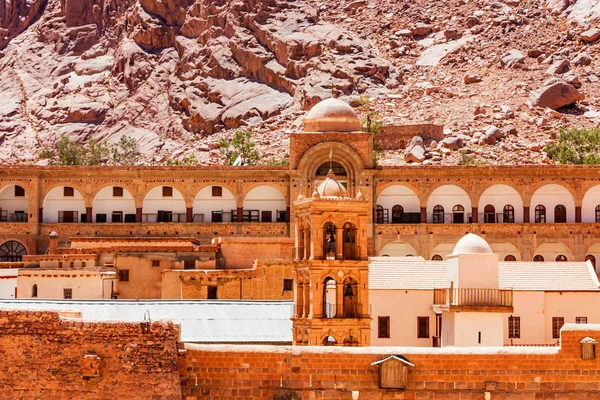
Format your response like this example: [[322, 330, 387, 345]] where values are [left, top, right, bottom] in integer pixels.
[[528, 81, 585, 110], [412, 23, 432, 36], [404, 136, 426, 163], [572, 52, 592, 67], [441, 136, 463, 150], [464, 74, 482, 84], [580, 28, 600, 42], [500, 49, 525, 68], [546, 59, 570, 75]]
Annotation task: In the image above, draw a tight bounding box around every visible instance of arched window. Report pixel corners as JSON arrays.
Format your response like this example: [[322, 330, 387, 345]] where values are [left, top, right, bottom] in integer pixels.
[[484, 204, 496, 223], [503, 204, 515, 223], [316, 161, 346, 177], [535, 205, 546, 223], [375, 205, 386, 224], [391, 205, 404, 223], [452, 205, 465, 224], [596, 206, 600, 223], [431, 254, 443, 261], [0, 241, 27, 262], [323, 335, 337, 346], [554, 204, 566, 223], [322, 277, 337, 318], [342, 277, 358, 318], [586, 254, 596, 269], [504, 255, 516, 261], [555, 254, 567, 262], [323, 223, 336, 260], [533, 254, 544, 262], [433, 205, 444, 224], [32, 284, 38, 298]]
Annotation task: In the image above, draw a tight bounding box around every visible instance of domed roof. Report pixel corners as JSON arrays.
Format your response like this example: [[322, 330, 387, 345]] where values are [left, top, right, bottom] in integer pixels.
[[303, 98, 361, 133], [451, 233, 492, 255], [315, 170, 348, 199]]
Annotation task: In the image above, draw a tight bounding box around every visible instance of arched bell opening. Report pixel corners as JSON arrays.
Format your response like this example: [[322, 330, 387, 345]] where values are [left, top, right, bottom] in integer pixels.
[[322, 334, 337, 346], [323, 222, 337, 260], [342, 277, 358, 318], [343, 222, 357, 260], [322, 276, 337, 318], [343, 334, 359, 347]]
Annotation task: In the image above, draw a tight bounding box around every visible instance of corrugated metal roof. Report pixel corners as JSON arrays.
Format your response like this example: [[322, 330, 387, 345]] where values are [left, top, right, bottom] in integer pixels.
[[369, 259, 600, 291], [0, 299, 294, 343]]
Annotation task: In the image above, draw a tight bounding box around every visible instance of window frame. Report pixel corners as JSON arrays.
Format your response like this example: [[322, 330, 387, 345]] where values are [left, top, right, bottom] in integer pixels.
[[14, 185, 25, 197], [417, 316, 430, 339], [162, 186, 173, 197], [576, 317, 588, 324], [63, 288, 73, 299], [503, 204, 515, 223], [63, 187, 74, 197], [207, 286, 218, 300], [113, 186, 124, 197], [211, 186, 223, 197], [508, 316, 520, 339], [151, 260, 160, 267], [552, 317, 564, 339], [535, 205, 546, 223], [118, 269, 130, 282], [283, 278, 293, 292], [378, 316, 390, 339]]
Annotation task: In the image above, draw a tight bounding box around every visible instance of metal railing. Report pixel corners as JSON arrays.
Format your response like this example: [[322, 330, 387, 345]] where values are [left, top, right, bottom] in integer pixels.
[[0, 212, 28, 222], [433, 288, 513, 307], [478, 213, 514, 223], [428, 213, 473, 224]]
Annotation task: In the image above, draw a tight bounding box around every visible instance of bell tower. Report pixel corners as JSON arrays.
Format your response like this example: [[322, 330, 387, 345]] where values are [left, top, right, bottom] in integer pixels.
[[292, 145, 372, 346]]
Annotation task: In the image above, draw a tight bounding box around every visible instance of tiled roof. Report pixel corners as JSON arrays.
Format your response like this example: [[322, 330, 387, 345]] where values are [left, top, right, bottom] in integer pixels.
[[369, 259, 600, 291]]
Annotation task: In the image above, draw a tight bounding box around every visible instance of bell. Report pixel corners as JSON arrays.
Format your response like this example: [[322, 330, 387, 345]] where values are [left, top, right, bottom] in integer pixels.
[[344, 284, 354, 297]]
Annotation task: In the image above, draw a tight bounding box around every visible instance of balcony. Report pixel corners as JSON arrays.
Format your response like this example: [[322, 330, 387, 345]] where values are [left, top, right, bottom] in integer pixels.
[[0, 210, 28, 222], [433, 288, 513, 312]]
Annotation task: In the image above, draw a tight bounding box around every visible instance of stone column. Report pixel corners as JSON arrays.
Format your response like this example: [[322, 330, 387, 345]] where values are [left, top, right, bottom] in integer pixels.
[[420, 207, 427, 224], [336, 228, 343, 260], [236, 207, 243, 222], [471, 207, 478, 223], [86, 207, 93, 223], [186, 207, 193, 223], [303, 282, 310, 318], [136, 207, 142, 223], [39, 207, 43, 223], [523, 206, 530, 223], [303, 229, 309, 260], [576, 206, 582, 223], [336, 283, 343, 318]]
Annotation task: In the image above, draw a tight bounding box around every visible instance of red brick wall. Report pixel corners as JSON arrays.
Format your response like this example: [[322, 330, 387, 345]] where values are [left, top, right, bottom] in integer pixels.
[[0, 310, 181, 399], [181, 328, 600, 399]]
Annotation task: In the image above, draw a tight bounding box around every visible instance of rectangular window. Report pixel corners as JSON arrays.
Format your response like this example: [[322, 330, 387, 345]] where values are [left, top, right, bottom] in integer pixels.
[[508, 316, 521, 338], [211, 211, 223, 223], [95, 213, 107, 223], [82, 261, 86, 268], [113, 186, 124, 197], [212, 186, 223, 197], [14, 185, 25, 197], [118, 270, 129, 282], [207, 286, 218, 300], [151, 260, 160, 267], [261, 210, 272, 223], [183, 260, 195, 270], [576, 317, 588, 324], [417, 316, 430, 338], [378, 316, 390, 339], [552, 317, 565, 339], [162, 186, 173, 197], [63, 288, 72, 299], [283, 279, 293, 291], [64, 187, 74, 197], [111, 211, 123, 223]]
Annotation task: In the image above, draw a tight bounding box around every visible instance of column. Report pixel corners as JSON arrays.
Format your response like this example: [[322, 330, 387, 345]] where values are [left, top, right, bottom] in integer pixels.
[[303, 229, 308, 260], [136, 207, 142, 223], [336, 228, 343, 260], [523, 206, 530, 223], [576, 206, 582, 223], [420, 207, 427, 224], [303, 282, 310, 318], [336, 283, 343, 318], [39, 207, 43, 223], [471, 207, 478, 223], [85, 207, 92, 223], [186, 207, 193, 222], [236, 207, 243, 222]]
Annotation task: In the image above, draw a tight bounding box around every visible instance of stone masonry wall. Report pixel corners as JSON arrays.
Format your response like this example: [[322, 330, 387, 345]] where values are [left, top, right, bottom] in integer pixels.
[[181, 327, 600, 400], [0, 310, 181, 399]]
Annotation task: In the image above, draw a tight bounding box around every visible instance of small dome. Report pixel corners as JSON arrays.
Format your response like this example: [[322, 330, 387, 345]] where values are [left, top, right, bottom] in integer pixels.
[[316, 173, 348, 199], [303, 98, 361, 133], [452, 233, 492, 255]]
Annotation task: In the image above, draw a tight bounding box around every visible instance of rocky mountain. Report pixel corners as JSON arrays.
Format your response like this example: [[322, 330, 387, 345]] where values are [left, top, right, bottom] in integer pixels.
[[0, 0, 599, 166]]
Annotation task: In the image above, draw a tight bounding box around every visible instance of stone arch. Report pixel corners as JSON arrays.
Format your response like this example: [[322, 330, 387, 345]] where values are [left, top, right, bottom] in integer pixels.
[[376, 185, 420, 223], [41, 181, 89, 207], [296, 142, 365, 197], [243, 185, 287, 223], [530, 184, 575, 223], [426, 185, 472, 223], [478, 184, 524, 223], [581, 184, 600, 223], [532, 242, 574, 262], [42, 186, 86, 223], [473, 181, 522, 205], [378, 241, 418, 257], [91, 185, 136, 223], [142, 185, 186, 222], [193, 185, 237, 223], [242, 182, 288, 203], [0, 239, 28, 262], [0, 184, 29, 222], [490, 241, 522, 261]]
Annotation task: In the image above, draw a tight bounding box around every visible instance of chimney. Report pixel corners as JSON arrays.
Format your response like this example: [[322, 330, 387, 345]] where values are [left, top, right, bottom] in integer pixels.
[[49, 231, 59, 255]]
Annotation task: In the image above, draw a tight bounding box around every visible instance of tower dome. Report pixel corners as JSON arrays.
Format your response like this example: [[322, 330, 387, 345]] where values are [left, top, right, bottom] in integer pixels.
[[451, 233, 492, 255], [303, 98, 361, 132], [315, 170, 348, 199]]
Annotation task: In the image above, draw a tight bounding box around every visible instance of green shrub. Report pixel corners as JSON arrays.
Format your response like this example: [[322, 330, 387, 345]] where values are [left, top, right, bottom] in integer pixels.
[[217, 130, 260, 165], [545, 127, 600, 165]]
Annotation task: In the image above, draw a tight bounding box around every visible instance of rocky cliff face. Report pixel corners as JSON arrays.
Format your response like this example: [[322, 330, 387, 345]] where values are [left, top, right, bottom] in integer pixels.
[[0, 0, 599, 165], [0, 0, 393, 163]]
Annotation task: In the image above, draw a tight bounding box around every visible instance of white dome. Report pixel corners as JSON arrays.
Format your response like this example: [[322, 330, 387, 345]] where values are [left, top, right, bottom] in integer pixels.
[[303, 98, 361, 133], [451, 233, 492, 255]]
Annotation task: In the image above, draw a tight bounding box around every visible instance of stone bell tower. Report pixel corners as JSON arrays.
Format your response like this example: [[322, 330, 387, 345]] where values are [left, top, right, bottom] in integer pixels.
[[291, 143, 372, 346]]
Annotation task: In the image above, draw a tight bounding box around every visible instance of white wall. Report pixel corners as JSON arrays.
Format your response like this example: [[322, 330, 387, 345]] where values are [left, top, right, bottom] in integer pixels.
[[376, 185, 420, 213], [0, 185, 28, 219], [0, 270, 17, 299], [532, 242, 573, 262], [478, 184, 523, 223], [426, 185, 472, 222], [43, 186, 86, 223], [450, 312, 505, 347], [370, 290, 435, 347], [378, 241, 417, 257], [447, 253, 499, 288], [193, 186, 236, 222], [582, 185, 600, 223], [17, 271, 113, 299], [490, 242, 522, 261], [142, 186, 186, 220], [530, 184, 575, 223], [92, 186, 136, 222], [243, 186, 286, 222], [504, 291, 545, 345]]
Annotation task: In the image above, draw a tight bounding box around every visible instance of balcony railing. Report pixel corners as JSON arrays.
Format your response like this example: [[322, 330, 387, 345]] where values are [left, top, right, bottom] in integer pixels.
[[433, 288, 513, 309], [0, 211, 28, 222], [428, 213, 473, 224], [479, 213, 514, 224]]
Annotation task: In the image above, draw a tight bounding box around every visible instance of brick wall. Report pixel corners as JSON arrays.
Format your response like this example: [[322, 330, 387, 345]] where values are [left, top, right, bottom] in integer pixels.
[[0, 310, 181, 399], [181, 326, 600, 399]]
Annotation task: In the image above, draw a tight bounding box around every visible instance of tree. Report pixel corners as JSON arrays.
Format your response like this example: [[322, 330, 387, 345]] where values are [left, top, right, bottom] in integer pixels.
[[39, 135, 140, 166], [166, 154, 198, 166], [111, 136, 141, 166], [545, 128, 600, 165], [217, 130, 260, 165]]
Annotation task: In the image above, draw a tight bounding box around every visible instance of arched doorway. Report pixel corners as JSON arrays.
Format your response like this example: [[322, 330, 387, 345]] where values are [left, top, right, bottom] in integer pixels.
[[554, 205, 566, 223], [0, 241, 27, 262], [452, 205, 465, 223], [483, 204, 496, 223], [343, 222, 357, 260], [391, 205, 404, 223]]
